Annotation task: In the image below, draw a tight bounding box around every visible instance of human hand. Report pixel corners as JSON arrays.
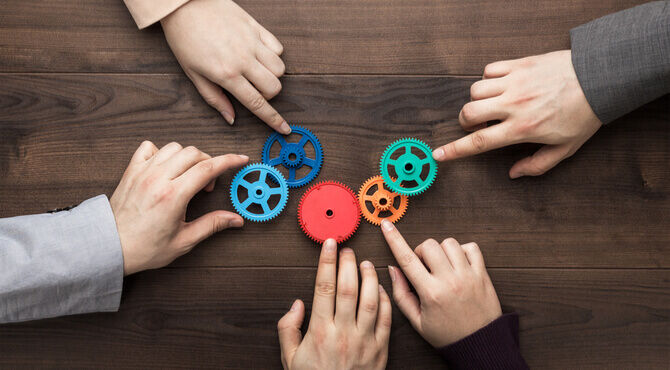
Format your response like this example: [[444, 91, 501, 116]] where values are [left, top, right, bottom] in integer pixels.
[[277, 239, 392, 370], [110, 141, 249, 275], [432, 50, 602, 178], [160, 0, 290, 134], [381, 220, 502, 348]]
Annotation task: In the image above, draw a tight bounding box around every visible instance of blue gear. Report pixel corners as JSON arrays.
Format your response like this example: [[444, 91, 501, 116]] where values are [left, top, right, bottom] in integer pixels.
[[262, 125, 323, 187], [230, 163, 289, 222]]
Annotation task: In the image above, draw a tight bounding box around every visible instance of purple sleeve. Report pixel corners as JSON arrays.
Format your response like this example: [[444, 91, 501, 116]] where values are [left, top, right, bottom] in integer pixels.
[[436, 313, 529, 370]]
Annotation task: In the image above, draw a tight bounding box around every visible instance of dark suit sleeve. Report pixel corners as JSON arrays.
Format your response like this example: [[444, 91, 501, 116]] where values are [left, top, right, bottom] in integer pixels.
[[570, 1, 670, 124], [436, 313, 529, 370]]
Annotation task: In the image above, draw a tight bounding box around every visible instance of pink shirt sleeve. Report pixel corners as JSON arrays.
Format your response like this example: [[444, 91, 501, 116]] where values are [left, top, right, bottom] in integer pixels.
[[123, 0, 190, 29]]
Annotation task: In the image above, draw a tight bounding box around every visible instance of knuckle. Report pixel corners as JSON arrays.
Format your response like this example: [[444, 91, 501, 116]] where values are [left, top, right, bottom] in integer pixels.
[[470, 131, 487, 151], [315, 282, 336, 297], [361, 300, 378, 314], [202, 94, 221, 108], [464, 242, 480, 253], [154, 184, 176, 203], [337, 286, 358, 300], [184, 145, 200, 156], [470, 81, 484, 99], [483, 63, 497, 77], [196, 160, 215, 174], [398, 251, 417, 267], [460, 103, 477, 123], [247, 94, 267, 112], [268, 79, 282, 97], [218, 66, 238, 81]]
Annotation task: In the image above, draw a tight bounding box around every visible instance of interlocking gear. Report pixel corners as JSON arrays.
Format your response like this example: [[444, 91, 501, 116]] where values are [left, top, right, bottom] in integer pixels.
[[230, 163, 289, 222], [358, 175, 408, 225], [380, 138, 438, 196], [298, 181, 361, 243], [262, 125, 323, 187]]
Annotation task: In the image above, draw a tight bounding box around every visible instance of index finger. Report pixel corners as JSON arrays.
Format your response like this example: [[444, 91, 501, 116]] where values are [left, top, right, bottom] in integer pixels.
[[432, 122, 519, 162], [176, 154, 249, 199], [311, 239, 338, 323], [225, 77, 291, 135], [380, 220, 429, 290]]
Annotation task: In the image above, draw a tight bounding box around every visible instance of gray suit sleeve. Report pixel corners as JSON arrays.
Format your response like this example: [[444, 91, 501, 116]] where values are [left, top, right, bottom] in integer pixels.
[[0, 195, 124, 323], [570, 1, 670, 124]]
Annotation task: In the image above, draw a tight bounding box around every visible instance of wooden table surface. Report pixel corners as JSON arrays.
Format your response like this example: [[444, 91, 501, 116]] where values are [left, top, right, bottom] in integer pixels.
[[1, 0, 668, 368]]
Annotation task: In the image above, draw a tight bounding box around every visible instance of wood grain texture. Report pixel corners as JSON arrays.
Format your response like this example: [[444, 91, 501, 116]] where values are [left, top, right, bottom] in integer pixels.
[[1, 74, 668, 269], [0, 0, 647, 74], [0, 268, 667, 369]]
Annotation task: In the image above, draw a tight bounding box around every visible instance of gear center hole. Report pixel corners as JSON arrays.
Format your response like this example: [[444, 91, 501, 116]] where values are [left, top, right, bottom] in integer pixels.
[[379, 198, 388, 205], [405, 163, 413, 172], [289, 153, 297, 161], [256, 189, 263, 196], [326, 209, 334, 218]]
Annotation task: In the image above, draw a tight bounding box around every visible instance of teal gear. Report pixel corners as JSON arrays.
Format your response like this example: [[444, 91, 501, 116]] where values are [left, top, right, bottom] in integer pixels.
[[379, 138, 438, 196]]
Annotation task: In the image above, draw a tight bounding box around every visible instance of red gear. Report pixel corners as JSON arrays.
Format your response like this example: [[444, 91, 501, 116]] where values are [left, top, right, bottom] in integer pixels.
[[298, 181, 361, 243]]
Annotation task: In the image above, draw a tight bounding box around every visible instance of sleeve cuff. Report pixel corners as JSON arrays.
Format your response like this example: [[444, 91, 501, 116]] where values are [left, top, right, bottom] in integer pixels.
[[0, 195, 124, 323], [570, 1, 670, 124], [436, 313, 529, 370], [124, 0, 190, 29]]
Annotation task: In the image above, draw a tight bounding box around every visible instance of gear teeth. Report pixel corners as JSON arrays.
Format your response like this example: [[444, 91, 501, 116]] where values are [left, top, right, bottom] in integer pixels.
[[298, 181, 361, 243], [230, 163, 289, 222], [379, 138, 437, 196], [358, 175, 409, 226], [261, 125, 323, 188]]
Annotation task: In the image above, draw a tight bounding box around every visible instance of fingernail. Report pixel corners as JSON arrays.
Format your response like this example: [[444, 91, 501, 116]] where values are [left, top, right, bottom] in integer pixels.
[[381, 219, 394, 231], [324, 238, 337, 253], [239, 154, 249, 162], [361, 260, 374, 269], [378, 284, 385, 293], [509, 171, 523, 179], [230, 218, 244, 228], [387, 266, 396, 282], [432, 147, 444, 160], [341, 247, 354, 255], [222, 111, 234, 125], [279, 121, 291, 135], [290, 299, 299, 311]]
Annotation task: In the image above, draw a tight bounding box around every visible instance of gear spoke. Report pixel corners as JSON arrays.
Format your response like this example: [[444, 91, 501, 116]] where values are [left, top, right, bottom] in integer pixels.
[[241, 198, 253, 209], [380, 138, 438, 196], [268, 187, 283, 195], [262, 125, 323, 187], [238, 179, 253, 190], [357, 175, 409, 226], [230, 164, 289, 222], [303, 157, 317, 167], [289, 168, 296, 181]]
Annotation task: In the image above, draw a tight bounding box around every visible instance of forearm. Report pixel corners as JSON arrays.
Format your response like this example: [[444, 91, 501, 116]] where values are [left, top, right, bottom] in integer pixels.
[[124, 0, 190, 29], [570, 1, 670, 124], [437, 313, 529, 370], [0, 195, 123, 323]]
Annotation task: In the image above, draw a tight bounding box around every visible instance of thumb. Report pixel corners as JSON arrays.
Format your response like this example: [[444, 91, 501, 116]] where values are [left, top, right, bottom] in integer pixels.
[[189, 72, 235, 125], [178, 210, 244, 248], [509, 144, 572, 179], [277, 299, 305, 369]]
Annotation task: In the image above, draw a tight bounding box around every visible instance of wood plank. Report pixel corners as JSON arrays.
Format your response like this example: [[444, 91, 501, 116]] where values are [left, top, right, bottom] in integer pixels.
[[0, 74, 669, 268], [0, 268, 667, 368], [0, 0, 647, 74]]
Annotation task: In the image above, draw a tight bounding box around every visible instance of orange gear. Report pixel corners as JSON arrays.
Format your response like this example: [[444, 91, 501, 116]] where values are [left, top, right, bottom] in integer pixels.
[[358, 176, 408, 225]]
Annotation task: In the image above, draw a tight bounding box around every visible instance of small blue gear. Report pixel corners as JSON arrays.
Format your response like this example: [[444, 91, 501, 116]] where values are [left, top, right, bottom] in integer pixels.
[[230, 163, 289, 222], [262, 125, 323, 187]]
